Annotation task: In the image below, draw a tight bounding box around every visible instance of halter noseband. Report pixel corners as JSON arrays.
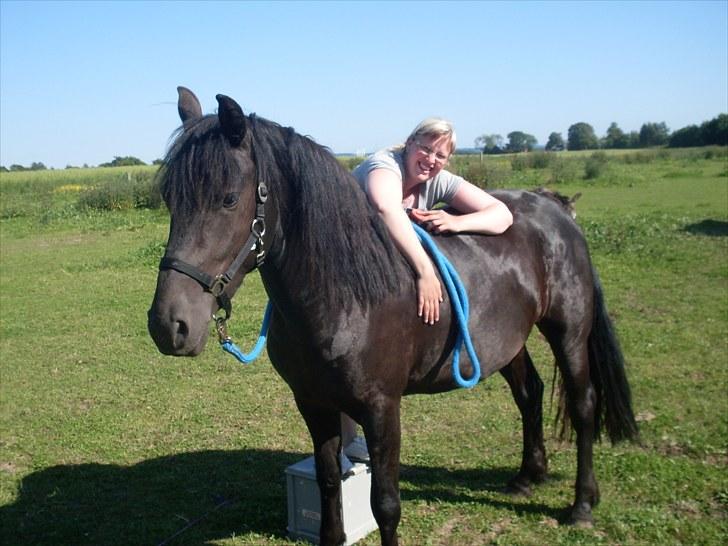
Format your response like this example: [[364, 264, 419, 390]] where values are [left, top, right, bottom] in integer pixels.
[[158, 178, 268, 321]]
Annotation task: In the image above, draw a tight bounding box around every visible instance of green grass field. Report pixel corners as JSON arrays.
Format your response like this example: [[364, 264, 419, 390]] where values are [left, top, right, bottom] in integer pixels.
[[1, 149, 726, 545]]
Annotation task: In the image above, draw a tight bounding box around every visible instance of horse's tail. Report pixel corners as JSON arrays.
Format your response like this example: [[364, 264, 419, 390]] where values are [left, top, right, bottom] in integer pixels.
[[587, 269, 640, 443]]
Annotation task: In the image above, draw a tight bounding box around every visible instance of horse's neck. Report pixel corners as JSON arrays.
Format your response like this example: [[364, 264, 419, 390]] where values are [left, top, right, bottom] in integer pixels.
[[259, 259, 357, 348]]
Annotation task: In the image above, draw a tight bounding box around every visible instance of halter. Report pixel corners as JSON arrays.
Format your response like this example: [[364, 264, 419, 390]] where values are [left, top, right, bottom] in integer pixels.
[[158, 177, 268, 322]]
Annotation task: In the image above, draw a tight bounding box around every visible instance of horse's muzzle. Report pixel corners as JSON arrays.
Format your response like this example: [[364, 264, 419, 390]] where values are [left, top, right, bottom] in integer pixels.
[[147, 306, 208, 357]]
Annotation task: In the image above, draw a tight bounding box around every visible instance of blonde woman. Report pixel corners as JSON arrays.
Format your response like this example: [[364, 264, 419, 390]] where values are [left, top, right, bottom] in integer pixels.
[[353, 118, 513, 325]]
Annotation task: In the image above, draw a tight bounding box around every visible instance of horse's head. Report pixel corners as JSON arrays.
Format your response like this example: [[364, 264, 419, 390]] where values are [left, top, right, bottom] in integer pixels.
[[148, 88, 273, 356]]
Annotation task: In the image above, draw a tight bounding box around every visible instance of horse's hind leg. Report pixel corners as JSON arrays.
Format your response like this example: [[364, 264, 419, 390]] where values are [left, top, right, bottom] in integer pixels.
[[294, 399, 346, 546], [541, 323, 600, 526], [500, 346, 548, 496]]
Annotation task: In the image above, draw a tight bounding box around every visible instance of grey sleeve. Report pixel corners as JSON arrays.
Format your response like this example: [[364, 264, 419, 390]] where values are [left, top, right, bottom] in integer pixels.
[[424, 170, 465, 208]]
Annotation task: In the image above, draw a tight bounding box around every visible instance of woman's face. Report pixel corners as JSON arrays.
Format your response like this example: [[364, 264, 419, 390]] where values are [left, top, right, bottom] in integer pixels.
[[404, 133, 451, 185]]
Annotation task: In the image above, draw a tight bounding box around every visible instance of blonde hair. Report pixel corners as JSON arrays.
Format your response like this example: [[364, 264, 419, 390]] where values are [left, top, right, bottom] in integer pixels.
[[406, 117, 457, 154]]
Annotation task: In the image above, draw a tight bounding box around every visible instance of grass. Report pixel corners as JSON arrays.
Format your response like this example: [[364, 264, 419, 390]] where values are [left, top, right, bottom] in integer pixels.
[[1, 148, 727, 545]]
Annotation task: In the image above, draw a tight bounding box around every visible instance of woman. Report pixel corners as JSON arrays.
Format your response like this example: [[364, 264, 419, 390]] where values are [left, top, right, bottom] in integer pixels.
[[352, 117, 513, 324], [342, 117, 513, 462]]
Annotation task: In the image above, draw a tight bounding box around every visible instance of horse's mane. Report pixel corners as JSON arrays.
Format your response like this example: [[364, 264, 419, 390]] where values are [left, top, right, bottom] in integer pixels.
[[159, 115, 241, 214], [159, 113, 410, 308]]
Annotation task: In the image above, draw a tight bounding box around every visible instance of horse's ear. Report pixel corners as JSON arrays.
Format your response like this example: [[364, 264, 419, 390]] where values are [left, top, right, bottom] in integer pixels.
[[177, 86, 202, 125], [216, 94, 247, 147]]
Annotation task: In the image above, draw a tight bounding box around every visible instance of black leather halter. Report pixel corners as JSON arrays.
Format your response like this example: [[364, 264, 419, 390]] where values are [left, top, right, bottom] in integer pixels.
[[158, 179, 268, 320]]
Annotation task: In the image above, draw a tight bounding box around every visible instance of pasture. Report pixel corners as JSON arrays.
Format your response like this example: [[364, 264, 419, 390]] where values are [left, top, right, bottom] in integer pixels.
[[1, 148, 726, 545]]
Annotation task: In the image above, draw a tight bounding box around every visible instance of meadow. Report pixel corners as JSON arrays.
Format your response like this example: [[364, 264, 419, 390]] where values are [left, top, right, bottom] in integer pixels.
[[1, 148, 726, 545]]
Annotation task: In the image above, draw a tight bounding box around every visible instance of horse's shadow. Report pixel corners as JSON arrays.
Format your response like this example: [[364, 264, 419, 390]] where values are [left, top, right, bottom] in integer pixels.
[[1, 449, 564, 545], [682, 219, 728, 237]]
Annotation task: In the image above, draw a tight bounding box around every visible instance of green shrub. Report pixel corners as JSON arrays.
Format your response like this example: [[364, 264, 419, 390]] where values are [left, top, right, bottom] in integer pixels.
[[510, 151, 553, 172], [622, 150, 657, 164], [548, 157, 581, 184], [78, 172, 161, 211], [456, 161, 511, 188], [584, 151, 609, 180], [510, 154, 529, 171]]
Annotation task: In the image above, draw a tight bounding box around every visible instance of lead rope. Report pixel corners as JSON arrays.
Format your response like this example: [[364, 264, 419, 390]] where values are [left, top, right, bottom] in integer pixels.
[[216, 301, 272, 364], [411, 222, 481, 388], [216, 224, 481, 387]]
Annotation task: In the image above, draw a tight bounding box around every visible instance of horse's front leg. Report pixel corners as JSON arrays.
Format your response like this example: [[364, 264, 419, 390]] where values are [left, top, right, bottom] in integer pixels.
[[295, 399, 346, 546], [361, 398, 402, 546]]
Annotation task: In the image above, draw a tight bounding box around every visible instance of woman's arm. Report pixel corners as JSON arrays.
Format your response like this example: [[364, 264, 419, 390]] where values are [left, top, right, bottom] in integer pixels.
[[366, 168, 442, 324], [409, 180, 513, 235]]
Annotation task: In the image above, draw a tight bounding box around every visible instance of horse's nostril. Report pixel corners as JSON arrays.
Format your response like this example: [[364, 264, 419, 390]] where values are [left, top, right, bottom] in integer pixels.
[[173, 319, 189, 350]]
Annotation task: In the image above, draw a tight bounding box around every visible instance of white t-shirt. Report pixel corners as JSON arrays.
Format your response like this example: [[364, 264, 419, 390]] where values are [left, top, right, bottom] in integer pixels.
[[352, 148, 464, 210]]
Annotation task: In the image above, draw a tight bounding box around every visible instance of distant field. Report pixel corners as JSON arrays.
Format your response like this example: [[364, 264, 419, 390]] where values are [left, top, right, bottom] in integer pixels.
[[1, 148, 726, 545]]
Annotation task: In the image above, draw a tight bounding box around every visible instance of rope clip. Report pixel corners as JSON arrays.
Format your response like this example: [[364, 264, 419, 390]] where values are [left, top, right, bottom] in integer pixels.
[[214, 314, 232, 344]]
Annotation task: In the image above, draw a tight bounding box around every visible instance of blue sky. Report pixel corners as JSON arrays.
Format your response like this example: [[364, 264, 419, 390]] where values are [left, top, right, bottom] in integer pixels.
[[1, 0, 726, 168]]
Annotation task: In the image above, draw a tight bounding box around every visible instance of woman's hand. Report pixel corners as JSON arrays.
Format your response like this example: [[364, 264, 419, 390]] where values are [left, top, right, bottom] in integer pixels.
[[417, 268, 443, 324], [409, 208, 460, 234]]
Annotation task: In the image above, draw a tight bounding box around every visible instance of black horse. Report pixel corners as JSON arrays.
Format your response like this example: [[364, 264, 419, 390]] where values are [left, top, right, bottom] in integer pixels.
[[148, 88, 638, 546]]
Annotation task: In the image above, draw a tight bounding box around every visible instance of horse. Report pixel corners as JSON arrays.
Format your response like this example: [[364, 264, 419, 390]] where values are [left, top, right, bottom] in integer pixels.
[[148, 87, 639, 546]]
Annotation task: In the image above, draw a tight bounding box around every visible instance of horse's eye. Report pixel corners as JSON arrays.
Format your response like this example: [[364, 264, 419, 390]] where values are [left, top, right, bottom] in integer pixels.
[[222, 192, 240, 209]]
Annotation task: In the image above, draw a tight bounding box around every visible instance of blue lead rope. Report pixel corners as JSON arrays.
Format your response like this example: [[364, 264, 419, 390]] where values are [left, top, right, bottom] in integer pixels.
[[411, 222, 481, 388], [219, 223, 481, 388], [220, 301, 272, 364]]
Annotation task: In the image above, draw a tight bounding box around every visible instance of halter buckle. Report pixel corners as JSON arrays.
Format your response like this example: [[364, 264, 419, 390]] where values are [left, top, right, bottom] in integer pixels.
[[210, 274, 230, 297]]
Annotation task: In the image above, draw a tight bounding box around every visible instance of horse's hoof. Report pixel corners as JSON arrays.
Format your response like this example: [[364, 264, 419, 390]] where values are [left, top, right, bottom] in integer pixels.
[[573, 518, 594, 529], [562, 504, 594, 528]]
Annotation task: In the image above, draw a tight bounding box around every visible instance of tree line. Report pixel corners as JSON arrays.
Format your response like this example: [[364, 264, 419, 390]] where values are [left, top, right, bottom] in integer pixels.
[[4, 114, 726, 171], [475, 113, 727, 154], [0, 156, 164, 172]]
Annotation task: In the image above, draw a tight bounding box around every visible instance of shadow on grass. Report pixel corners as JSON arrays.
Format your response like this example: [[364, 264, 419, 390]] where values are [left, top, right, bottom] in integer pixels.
[[400, 464, 567, 520], [683, 219, 728, 237], [1, 449, 567, 545]]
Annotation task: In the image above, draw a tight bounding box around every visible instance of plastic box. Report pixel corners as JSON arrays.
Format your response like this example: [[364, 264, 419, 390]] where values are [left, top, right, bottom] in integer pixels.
[[285, 456, 378, 545]]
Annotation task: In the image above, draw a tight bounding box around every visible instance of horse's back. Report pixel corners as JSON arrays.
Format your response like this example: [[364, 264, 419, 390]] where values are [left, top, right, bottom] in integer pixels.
[[402, 189, 593, 392]]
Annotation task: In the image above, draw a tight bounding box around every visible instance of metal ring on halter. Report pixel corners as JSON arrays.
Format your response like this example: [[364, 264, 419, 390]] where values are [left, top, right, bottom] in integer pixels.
[[257, 183, 269, 203], [209, 274, 230, 298], [251, 218, 266, 238]]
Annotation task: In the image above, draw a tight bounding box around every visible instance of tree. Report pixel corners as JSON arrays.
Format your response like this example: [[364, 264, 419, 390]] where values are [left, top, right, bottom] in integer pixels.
[[626, 131, 640, 148], [700, 113, 728, 146], [602, 122, 628, 149], [100, 156, 146, 167], [639, 122, 670, 147], [545, 132, 565, 151], [669, 125, 703, 148], [506, 131, 537, 153], [30, 162, 47, 171], [567, 122, 598, 150], [669, 114, 728, 148], [474, 134, 504, 154]]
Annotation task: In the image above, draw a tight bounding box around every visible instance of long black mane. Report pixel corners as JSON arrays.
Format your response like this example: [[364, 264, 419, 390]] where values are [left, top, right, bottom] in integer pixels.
[[160, 113, 410, 308]]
